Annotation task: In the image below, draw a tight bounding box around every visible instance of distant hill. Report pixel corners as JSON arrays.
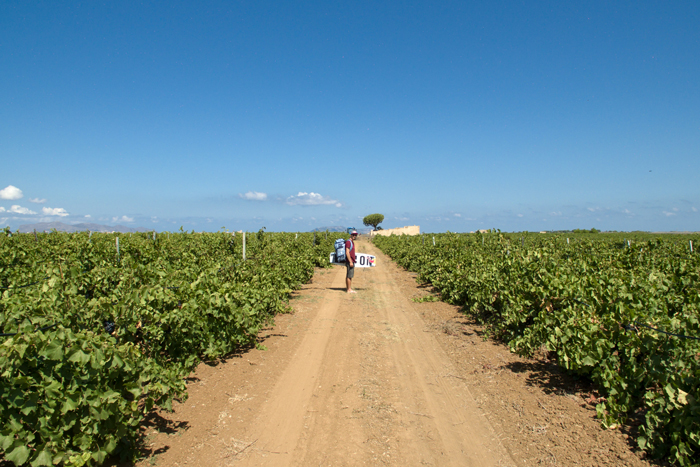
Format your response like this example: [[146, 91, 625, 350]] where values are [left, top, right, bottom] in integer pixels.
[[310, 226, 372, 234], [310, 226, 347, 233], [18, 221, 149, 233]]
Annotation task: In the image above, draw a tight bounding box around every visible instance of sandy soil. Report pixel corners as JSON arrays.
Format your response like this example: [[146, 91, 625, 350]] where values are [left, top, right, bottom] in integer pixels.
[[132, 238, 655, 467]]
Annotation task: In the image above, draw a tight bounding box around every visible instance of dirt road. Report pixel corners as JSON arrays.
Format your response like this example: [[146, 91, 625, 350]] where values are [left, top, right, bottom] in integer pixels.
[[138, 238, 650, 467]]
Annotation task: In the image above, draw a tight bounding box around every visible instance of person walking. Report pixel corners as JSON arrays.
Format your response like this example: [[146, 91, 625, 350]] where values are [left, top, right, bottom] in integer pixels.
[[345, 231, 359, 293]]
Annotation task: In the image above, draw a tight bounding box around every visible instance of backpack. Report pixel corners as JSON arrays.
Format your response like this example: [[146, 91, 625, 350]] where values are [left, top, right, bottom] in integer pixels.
[[334, 238, 346, 263]]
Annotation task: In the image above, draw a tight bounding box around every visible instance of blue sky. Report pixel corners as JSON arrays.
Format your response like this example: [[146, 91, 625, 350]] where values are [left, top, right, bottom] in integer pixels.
[[1, 1, 698, 232]]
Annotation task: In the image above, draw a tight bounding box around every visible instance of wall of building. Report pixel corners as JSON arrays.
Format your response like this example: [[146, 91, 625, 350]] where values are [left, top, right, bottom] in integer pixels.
[[369, 225, 420, 237]]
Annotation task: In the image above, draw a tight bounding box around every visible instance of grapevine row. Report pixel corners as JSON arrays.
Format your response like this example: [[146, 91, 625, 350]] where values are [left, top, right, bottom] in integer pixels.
[[0, 230, 340, 466]]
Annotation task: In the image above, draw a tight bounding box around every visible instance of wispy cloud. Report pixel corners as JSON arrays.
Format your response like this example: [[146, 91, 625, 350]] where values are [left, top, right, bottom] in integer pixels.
[[286, 192, 341, 207], [239, 191, 268, 201], [454, 213, 461, 217], [9, 205, 36, 215], [0, 185, 23, 200], [112, 215, 134, 223], [662, 211, 676, 217], [42, 207, 69, 217], [29, 198, 47, 204]]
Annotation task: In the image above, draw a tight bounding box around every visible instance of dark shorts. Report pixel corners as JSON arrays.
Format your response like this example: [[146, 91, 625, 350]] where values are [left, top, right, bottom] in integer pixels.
[[346, 262, 355, 279]]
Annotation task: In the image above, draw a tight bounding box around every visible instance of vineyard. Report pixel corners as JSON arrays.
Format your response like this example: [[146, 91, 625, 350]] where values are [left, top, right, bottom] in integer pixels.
[[374, 232, 700, 466], [3, 228, 699, 466], [0, 229, 342, 466]]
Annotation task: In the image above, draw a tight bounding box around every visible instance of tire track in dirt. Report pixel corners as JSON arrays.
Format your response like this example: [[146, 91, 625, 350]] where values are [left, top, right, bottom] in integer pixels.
[[234, 262, 348, 466], [361, 240, 513, 466]]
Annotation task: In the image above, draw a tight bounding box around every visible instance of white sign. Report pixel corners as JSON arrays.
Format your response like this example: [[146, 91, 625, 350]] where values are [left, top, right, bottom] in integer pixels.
[[329, 252, 376, 267]]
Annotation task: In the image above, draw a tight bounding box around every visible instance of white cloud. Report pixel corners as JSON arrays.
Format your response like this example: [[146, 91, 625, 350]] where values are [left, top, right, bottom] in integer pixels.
[[239, 191, 268, 201], [0, 217, 7, 224], [112, 215, 134, 223], [662, 211, 676, 217], [0, 207, 4, 213], [9, 205, 36, 215], [42, 207, 69, 217], [29, 198, 47, 204], [550, 211, 562, 216], [85, 215, 91, 218], [286, 192, 341, 207], [517, 214, 524, 218], [0, 185, 23, 200], [692, 207, 698, 212], [454, 213, 461, 217]]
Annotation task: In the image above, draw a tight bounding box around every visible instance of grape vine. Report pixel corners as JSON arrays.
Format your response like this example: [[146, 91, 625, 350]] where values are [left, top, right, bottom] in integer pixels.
[[0, 230, 341, 466]]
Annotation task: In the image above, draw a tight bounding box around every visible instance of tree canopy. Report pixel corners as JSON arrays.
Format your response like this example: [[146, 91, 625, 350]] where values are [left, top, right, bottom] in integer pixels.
[[363, 213, 384, 230]]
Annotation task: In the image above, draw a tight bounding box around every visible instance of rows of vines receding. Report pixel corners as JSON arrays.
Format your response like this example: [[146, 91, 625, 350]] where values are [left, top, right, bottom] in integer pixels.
[[374, 231, 699, 466], [0, 229, 341, 466]]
